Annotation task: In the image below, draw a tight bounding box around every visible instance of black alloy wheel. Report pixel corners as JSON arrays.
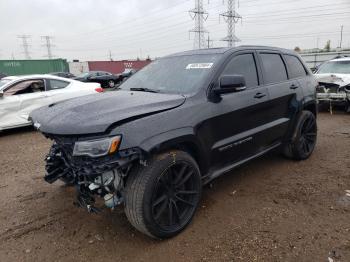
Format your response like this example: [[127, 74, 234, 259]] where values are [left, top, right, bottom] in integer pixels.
[[298, 114, 317, 156], [283, 110, 317, 160], [151, 161, 201, 232], [124, 150, 202, 239]]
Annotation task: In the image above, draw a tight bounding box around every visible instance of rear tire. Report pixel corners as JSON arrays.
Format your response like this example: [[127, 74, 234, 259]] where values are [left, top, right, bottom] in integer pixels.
[[283, 110, 317, 160], [124, 150, 202, 239]]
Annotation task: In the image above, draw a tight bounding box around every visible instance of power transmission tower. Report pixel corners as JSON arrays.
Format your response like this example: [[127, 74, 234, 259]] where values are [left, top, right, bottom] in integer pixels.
[[41, 35, 55, 59], [220, 0, 242, 47], [17, 35, 32, 59], [189, 0, 209, 49]]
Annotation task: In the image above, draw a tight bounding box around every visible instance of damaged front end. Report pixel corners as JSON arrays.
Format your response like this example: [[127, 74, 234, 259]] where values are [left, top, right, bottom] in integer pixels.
[[44, 134, 142, 213], [315, 74, 350, 111]]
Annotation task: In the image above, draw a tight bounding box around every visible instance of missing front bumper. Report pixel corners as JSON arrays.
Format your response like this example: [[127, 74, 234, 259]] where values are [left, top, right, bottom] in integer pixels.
[[44, 141, 142, 212]]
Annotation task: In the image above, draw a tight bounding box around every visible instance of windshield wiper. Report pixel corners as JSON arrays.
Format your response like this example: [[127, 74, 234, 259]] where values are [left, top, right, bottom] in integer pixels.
[[130, 87, 160, 93]]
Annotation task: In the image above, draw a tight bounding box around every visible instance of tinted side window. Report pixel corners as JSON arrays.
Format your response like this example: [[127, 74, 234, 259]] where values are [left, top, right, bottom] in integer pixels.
[[222, 53, 259, 88], [47, 79, 69, 90], [260, 53, 288, 84], [284, 55, 307, 78]]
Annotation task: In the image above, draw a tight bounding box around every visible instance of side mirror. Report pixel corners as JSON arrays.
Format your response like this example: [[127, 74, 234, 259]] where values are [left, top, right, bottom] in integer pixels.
[[0, 91, 3, 98], [214, 75, 246, 95]]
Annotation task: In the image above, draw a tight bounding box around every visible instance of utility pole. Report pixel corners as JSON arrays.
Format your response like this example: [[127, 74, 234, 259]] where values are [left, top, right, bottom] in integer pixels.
[[17, 35, 32, 59], [340, 25, 344, 49], [189, 0, 209, 49], [220, 0, 242, 47], [41, 35, 54, 59], [108, 50, 113, 61]]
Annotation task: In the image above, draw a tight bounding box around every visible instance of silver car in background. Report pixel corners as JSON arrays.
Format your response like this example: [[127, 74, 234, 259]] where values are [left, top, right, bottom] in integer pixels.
[[0, 74, 103, 131]]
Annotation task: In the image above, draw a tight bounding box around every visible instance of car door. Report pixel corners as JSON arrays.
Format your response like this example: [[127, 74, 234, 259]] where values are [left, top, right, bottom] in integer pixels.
[[256, 51, 304, 142], [0, 91, 22, 129], [206, 51, 272, 167], [87, 72, 100, 83], [44, 78, 73, 103], [18, 79, 48, 121]]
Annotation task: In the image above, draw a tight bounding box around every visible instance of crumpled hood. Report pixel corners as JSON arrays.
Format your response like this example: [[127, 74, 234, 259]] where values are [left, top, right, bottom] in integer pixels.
[[30, 90, 186, 135], [315, 73, 350, 87]]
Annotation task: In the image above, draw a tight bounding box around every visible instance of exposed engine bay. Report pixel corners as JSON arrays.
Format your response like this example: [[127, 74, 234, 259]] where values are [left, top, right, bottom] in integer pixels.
[[315, 74, 350, 112], [44, 135, 142, 213]]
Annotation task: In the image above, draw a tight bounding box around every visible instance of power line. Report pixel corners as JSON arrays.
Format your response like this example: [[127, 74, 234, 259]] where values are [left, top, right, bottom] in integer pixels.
[[41, 35, 55, 59], [189, 0, 209, 49], [220, 0, 242, 47], [17, 35, 31, 59], [56, 4, 349, 49]]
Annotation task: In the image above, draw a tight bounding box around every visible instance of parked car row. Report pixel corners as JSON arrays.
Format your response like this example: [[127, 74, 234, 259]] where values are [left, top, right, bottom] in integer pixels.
[[48, 69, 137, 88], [0, 67, 139, 131], [0, 74, 103, 131], [74, 71, 122, 88]]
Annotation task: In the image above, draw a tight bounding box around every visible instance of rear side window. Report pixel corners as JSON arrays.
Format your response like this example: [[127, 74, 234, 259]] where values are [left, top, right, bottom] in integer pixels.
[[284, 55, 307, 78], [47, 79, 69, 90], [222, 53, 259, 88], [260, 53, 288, 84]]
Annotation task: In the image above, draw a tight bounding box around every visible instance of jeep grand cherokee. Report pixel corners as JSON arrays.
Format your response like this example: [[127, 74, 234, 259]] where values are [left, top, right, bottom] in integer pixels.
[[30, 46, 318, 239]]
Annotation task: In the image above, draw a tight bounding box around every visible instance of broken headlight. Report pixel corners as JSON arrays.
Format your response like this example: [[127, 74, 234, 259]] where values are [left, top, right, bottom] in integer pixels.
[[73, 136, 121, 157]]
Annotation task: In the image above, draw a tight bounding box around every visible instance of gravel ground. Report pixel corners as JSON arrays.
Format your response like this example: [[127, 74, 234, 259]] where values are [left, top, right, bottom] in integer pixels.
[[0, 112, 349, 262]]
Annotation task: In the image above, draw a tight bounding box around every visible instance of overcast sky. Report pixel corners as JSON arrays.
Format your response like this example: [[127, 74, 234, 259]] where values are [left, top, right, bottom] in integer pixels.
[[0, 0, 349, 61]]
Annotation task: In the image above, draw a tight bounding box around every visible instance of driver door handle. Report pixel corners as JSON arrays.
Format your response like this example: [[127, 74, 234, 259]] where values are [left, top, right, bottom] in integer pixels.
[[290, 84, 299, 89], [254, 92, 266, 99]]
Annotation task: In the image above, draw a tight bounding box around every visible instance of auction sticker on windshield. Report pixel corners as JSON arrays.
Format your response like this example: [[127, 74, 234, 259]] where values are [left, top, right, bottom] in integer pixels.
[[186, 63, 213, 69]]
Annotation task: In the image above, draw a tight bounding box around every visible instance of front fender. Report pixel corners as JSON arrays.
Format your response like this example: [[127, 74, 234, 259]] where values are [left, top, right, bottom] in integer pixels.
[[139, 127, 196, 151], [138, 127, 209, 173]]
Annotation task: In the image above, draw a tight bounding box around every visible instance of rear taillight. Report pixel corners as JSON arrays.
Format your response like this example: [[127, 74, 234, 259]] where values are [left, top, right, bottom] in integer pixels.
[[95, 87, 104, 93]]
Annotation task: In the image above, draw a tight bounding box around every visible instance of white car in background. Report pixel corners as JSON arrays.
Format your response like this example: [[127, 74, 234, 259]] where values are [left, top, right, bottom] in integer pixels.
[[0, 74, 103, 131], [314, 57, 350, 112]]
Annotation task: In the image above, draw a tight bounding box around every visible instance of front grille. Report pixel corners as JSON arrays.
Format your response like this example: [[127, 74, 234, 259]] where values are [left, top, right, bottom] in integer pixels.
[[318, 82, 340, 93]]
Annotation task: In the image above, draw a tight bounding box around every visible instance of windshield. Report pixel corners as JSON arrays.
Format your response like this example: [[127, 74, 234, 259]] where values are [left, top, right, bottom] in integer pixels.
[[0, 79, 11, 89], [119, 54, 221, 94], [317, 60, 350, 74]]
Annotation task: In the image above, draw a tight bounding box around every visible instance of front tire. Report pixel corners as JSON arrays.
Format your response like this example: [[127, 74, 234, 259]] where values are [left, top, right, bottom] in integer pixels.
[[283, 110, 317, 160], [124, 150, 202, 239]]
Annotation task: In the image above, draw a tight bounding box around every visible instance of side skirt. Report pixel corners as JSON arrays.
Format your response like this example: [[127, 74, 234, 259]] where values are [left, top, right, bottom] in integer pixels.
[[202, 142, 281, 185]]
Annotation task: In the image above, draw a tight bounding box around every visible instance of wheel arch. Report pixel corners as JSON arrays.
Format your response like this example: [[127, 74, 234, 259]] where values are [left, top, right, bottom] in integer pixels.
[[303, 100, 317, 117], [139, 128, 209, 175]]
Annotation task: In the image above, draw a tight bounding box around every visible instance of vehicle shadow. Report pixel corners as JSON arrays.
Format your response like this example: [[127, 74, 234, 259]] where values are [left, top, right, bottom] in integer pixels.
[[0, 126, 36, 137]]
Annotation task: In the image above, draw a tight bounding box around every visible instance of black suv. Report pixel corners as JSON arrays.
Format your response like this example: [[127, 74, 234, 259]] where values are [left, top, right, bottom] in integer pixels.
[[30, 46, 318, 239]]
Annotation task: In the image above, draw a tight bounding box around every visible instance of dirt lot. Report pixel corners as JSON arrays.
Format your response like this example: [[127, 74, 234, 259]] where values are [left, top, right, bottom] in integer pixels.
[[0, 112, 349, 262]]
